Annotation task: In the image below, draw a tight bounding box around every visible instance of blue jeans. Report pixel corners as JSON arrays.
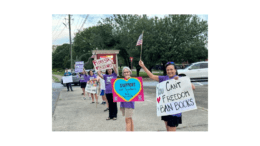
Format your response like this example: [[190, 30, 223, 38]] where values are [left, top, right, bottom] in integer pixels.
[[66, 83, 73, 91]]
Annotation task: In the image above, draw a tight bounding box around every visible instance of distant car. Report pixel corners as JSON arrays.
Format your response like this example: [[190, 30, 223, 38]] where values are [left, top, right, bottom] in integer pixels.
[[61, 72, 81, 86], [177, 61, 208, 80]]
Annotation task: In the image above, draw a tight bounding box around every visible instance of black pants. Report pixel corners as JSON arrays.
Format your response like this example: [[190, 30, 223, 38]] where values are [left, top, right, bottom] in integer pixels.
[[66, 83, 73, 91], [106, 93, 118, 118]]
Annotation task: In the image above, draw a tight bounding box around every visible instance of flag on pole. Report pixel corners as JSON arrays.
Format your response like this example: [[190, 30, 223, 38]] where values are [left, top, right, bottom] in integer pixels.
[[136, 34, 143, 46], [91, 54, 95, 58]]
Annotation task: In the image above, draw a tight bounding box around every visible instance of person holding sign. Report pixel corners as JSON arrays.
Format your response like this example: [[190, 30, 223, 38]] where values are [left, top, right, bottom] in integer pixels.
[[120, 66, 135, 131], [79, 69, 88, 97], [64, 68, 73, 92], [88, 70, 99, 104], [139, 60, 195, 131], [98, 71, 108, 105], [97, 64, 118, 120]]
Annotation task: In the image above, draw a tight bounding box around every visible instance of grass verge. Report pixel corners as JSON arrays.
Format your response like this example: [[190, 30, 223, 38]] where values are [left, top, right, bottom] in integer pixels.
[[52, 72, 64, 76], [52, 76, 60, 83]]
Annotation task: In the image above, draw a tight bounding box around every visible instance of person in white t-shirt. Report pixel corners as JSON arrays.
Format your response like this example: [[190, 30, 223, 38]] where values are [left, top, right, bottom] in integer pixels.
[[96, 71, 108, 110]]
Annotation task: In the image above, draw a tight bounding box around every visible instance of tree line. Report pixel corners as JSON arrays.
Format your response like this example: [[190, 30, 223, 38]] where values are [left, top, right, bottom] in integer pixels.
[[52, 14, 208, 75]]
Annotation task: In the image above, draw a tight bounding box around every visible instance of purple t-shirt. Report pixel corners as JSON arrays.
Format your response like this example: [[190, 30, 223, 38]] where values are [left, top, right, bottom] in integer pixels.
[[88, 75, 97, 81], [79, 74, 88, 82], [120, 102, 135, 109], [103, 73, 117, 94], [158, 75, 181, 117]]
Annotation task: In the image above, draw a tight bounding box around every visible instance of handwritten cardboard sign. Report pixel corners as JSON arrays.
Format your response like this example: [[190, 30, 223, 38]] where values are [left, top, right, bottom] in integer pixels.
[[85, 82, 98, 94], [75, 61, 84, 73], [62, 76, 73, 83], [92, 58, 113, 72], [111, 77, 144, 102], [156, 77, 197, 116]]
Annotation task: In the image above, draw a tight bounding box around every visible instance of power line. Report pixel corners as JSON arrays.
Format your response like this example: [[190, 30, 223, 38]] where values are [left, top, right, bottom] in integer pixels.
[[52, 14, 63, 33], [52, 15, 66, 37], [77, 14, 86, 32], [52, 14, 66, 34], [74, 14, 83, 33], [79, 14, 89, 32], [53, 18, 76, 45], [52, 26, 66, 44]]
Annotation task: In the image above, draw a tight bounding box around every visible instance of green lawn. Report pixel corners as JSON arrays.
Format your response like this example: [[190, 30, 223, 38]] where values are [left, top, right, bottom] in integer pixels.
[[52, 76, 60, 83], [52, 71, 64, 76]]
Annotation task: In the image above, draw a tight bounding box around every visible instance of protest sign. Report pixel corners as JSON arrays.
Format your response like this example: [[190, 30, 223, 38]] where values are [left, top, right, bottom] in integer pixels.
[[92, 58, 113, 72], [62, 76, 73, 83], [156, 77, 197, 116], [85, 82, 97, 94], [111, 77, 144, 102], [75, 61, 84, 73]]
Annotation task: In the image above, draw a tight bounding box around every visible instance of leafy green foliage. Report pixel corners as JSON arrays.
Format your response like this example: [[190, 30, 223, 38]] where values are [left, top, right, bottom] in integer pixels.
[[53, 14, 208, 76]]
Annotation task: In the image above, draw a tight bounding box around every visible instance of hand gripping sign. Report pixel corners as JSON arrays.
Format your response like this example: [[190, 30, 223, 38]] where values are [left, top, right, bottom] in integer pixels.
[[156, 77, 197, 116], [92, 58, 113, 72], [111, 77, 144, 102], [85, 81, 98, 94], [62, 76, 73, 83]]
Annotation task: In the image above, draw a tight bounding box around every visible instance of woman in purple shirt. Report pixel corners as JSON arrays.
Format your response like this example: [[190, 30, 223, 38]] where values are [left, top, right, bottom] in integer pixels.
[[97, 65, 118, 120], [120, 66, 135, 131], [139, 60, 195, 131], [79, 69, 88, 98]]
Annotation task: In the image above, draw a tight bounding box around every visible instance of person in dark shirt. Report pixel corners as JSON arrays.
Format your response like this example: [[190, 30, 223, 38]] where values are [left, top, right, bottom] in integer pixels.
[[64, 68, 73, 91]]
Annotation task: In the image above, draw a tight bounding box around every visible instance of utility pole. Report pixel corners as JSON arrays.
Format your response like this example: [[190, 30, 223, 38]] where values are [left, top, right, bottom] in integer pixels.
[[68, 14, 73, 70]]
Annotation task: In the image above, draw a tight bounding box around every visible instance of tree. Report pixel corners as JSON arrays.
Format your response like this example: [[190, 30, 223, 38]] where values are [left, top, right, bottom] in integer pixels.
[[52, 44, 70, 69], [65, 14, 208, 76]]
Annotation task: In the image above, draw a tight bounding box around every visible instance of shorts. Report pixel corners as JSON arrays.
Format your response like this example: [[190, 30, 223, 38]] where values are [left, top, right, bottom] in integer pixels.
[[120, 108, 134, 118], [100, 90, 105, 96], [161, 115, 182, 127], [80, 82, 86, 88]]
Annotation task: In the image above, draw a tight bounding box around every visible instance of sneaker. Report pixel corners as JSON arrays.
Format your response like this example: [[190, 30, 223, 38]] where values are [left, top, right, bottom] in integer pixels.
[[81, 93, 84, 95], [91, 102, 95, 104], [104, 108, 109, 112]]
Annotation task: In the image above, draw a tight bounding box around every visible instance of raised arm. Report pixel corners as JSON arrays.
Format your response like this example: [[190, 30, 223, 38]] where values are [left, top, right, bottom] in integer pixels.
[[139, 60, 159, 82], [90, 78, 98, 81], [191, 83, 195, 90], [97, 70, 104, 79], [113, 64, 118, 74]]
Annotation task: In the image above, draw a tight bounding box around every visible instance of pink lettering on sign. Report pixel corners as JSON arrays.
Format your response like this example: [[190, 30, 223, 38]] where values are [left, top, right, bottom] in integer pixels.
[[92, 58, 113, 72]]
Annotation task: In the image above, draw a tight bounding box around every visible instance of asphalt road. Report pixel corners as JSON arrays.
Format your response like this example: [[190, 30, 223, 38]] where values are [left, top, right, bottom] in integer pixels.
[[52, 80, 208, 116], [52, 81, 208, 131], [52, 82, 63, 115]]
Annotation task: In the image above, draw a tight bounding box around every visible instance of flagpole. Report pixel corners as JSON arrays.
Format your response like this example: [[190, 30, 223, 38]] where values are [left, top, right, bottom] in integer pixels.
[[140, 31, 144, 60]]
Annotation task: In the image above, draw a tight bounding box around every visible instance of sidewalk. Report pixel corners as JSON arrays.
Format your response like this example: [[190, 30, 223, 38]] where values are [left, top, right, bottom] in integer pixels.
[[52, 86, 208, 131]]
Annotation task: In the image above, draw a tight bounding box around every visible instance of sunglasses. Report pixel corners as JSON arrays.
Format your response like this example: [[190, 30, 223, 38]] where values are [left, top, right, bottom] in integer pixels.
[[165, 62, 175, 66]]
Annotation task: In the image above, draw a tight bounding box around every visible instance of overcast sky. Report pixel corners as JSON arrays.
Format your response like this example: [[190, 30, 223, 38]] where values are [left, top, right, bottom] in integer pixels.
[[52, 14, 208, 46]]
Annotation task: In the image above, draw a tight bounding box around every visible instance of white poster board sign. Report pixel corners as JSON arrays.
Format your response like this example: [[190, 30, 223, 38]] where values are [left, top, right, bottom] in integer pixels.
[[62, 76, 73, 83], [92, 58, 113, 72], [156, 77, 197, 116], [85, 82, 97, 94]]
